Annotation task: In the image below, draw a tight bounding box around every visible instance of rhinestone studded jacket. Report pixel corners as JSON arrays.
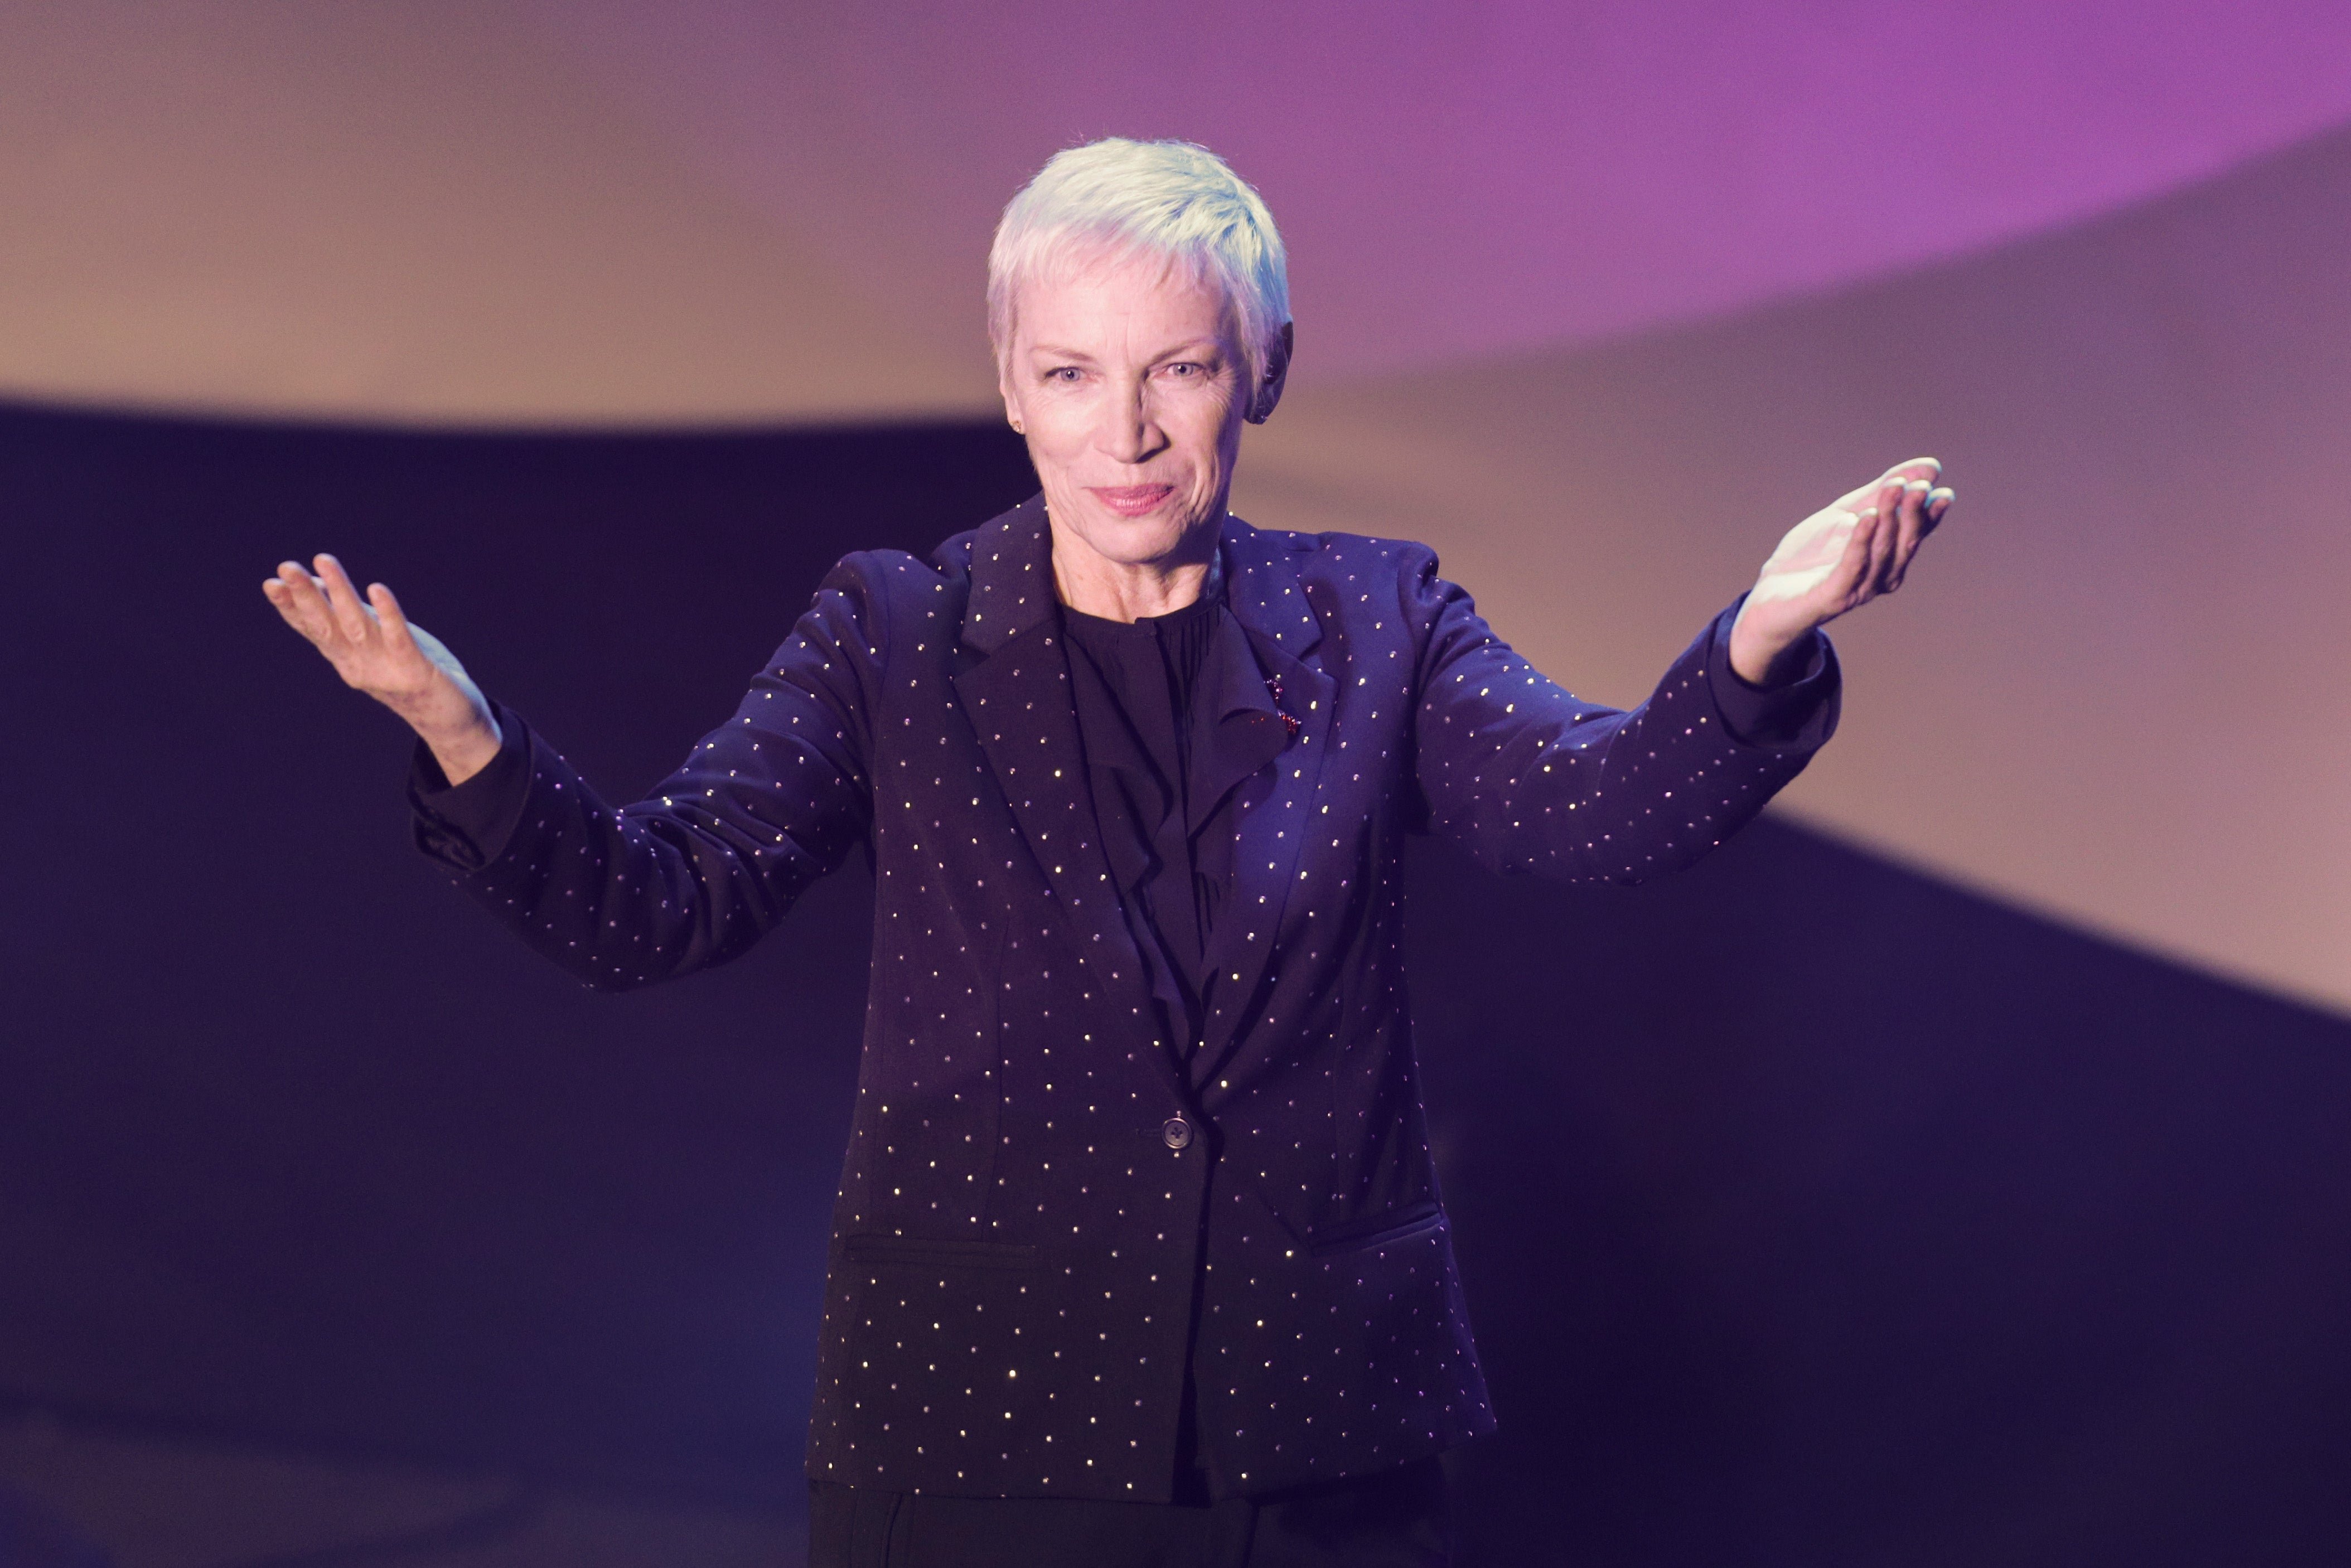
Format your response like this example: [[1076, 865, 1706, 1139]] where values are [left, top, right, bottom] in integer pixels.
[[410, 497, 1838, 1503]]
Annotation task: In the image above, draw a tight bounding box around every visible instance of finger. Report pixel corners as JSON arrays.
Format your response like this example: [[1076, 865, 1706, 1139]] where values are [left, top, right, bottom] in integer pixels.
[[1860, 461, 1933, 527], [1860, 492, 1899, 598], [270, 560, 337, 641], [1861, 491, 1898, 597], [262, 573, 310, 627], [312, 554, 374, 643], [1893, 486, 1954, 590], [1825, 499, 1881, 604], [1827, 458, 1940, 519], [260, 574, 306, 631], [1883, 480, 1929, 592], [367, 582, 424, 661]]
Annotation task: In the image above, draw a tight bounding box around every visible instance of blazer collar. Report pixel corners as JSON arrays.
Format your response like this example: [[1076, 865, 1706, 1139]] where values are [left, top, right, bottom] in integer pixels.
[[959, 497, 1057, 656], [1217, 513, 1323, 661]]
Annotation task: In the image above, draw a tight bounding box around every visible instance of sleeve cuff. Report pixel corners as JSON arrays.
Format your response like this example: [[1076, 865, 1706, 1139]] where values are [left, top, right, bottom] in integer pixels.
[[407, 700, 533, 870], [1704, 599, 1841, 752]]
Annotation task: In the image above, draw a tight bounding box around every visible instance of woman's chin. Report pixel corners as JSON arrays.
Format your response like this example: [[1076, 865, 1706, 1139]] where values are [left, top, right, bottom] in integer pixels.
[[1078, 509, 1211, 564]]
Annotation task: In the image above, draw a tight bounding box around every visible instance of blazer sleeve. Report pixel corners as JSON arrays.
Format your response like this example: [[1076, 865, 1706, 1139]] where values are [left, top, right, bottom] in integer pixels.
[[1402, 544, 1837, 885], [406, 554, 887, 990]]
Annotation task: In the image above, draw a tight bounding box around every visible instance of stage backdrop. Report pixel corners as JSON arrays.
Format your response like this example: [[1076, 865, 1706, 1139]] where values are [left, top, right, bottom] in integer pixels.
[[3, 403, 2347, 1564], [6, 2, 2351, 1014]]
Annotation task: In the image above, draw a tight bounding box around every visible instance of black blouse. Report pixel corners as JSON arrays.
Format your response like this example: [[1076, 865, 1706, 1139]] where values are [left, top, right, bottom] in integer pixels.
[[1059, 583, 1290, 1062]]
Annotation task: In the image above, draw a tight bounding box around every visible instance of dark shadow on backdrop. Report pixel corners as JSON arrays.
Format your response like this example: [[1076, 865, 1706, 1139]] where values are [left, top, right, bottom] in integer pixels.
[[2, 404, 2345, 1564]]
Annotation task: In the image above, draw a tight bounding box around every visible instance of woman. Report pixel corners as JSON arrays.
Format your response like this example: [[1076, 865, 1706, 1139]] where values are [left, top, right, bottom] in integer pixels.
[[265, 138, 1948, 1567]]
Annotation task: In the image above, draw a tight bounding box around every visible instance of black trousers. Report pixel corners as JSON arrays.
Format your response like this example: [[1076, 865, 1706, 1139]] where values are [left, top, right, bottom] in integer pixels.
[[808, 1456, 1452, 1567]]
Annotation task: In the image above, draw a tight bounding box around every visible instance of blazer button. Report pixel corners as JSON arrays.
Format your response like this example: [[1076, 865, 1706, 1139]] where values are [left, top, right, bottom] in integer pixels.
[[1162, 1116, 1193, 1150]]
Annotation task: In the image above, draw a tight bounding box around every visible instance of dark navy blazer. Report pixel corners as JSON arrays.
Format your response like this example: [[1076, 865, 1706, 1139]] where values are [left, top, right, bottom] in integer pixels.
[[412, 497, 1836, 1502]]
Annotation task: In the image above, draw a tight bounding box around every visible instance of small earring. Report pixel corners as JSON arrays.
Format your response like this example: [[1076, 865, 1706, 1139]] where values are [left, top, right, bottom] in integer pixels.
[[1010, 420, 1024, 434]]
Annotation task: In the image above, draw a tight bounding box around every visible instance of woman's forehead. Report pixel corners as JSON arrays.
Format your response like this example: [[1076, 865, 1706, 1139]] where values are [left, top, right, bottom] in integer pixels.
[[1014, 241, 1237, 345]]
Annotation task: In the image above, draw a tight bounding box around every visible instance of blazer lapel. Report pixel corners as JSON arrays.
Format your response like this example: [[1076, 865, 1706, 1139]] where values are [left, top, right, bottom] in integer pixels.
[[951, 502, 1162, 1045], [1192, 521, 1336, 1087]]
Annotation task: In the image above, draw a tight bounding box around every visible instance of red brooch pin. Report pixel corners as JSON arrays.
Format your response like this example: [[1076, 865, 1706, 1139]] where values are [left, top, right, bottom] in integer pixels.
[[1266, 675, 1304, 738]]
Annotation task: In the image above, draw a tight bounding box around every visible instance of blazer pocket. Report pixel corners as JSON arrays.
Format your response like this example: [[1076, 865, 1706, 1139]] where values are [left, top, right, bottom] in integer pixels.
[[842, 1233, 1043, 1272], [1306, 1199, 1445, 1259]]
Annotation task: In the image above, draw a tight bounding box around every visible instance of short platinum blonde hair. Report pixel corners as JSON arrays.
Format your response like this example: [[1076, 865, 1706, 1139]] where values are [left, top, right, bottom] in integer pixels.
[[988, 138, 1290, 401]]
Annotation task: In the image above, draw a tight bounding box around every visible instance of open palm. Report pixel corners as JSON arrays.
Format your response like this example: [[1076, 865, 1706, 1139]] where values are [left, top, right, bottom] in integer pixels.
[[262, 553, 502, 782], [1729, 458, 1952, 684]]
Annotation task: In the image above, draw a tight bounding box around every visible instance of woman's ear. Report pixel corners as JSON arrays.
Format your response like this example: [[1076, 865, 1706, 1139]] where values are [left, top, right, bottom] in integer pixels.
[[1246, 321, 1295, 424], [995, 345, 1027, 435]]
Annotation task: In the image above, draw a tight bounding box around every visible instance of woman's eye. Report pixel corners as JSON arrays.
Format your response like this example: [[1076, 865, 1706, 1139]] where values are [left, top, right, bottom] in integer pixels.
[[1046, 366, 1082, 383]]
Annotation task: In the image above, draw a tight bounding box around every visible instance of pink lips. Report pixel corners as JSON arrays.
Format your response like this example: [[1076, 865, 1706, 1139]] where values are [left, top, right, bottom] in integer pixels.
[[1087, 485, 1175, 518]]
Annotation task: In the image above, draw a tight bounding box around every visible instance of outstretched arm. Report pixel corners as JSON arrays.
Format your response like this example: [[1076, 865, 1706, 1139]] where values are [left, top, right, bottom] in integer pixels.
[[1410, 457, 1952, 883], [262, 549, 881, 990], [262, 553, 503, 784]]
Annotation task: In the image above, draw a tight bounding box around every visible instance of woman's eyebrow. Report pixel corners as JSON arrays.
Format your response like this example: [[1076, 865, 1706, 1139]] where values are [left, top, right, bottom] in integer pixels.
[[1028, 338, 1224, 363]]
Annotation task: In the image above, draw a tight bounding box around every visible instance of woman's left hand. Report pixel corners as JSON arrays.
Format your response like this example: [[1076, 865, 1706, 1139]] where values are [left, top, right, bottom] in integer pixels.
[[1728, 457, 1952, 686]]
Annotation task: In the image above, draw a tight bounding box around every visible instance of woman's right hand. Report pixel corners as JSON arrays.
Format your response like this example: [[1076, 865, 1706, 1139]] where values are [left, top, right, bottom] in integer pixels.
[[263, 553, 504, 785]]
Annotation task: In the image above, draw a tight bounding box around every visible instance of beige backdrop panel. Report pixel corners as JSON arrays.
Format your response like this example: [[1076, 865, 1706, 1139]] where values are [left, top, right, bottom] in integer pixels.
[[1237, 125, 2351, 1014], [0, 3, 990, 423]]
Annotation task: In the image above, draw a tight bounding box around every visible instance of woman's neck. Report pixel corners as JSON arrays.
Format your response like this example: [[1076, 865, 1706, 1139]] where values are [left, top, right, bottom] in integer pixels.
[[1052, 532, 1223, 623]]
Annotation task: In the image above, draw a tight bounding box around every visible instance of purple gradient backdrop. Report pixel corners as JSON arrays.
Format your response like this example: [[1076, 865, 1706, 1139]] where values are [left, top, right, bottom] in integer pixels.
[[534, 0, 2351, 373]]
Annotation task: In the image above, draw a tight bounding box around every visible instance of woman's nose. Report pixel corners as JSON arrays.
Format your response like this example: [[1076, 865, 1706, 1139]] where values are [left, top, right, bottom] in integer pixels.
[[1096, 383, 1163, 464]]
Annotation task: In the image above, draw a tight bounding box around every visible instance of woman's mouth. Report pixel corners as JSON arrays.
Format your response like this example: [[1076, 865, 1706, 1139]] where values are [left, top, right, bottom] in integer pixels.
[[1086, 485, 1176, 519]]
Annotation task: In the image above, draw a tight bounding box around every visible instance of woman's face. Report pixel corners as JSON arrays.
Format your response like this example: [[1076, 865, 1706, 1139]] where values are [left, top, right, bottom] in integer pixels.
[[999, 246, 1251, 576]]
